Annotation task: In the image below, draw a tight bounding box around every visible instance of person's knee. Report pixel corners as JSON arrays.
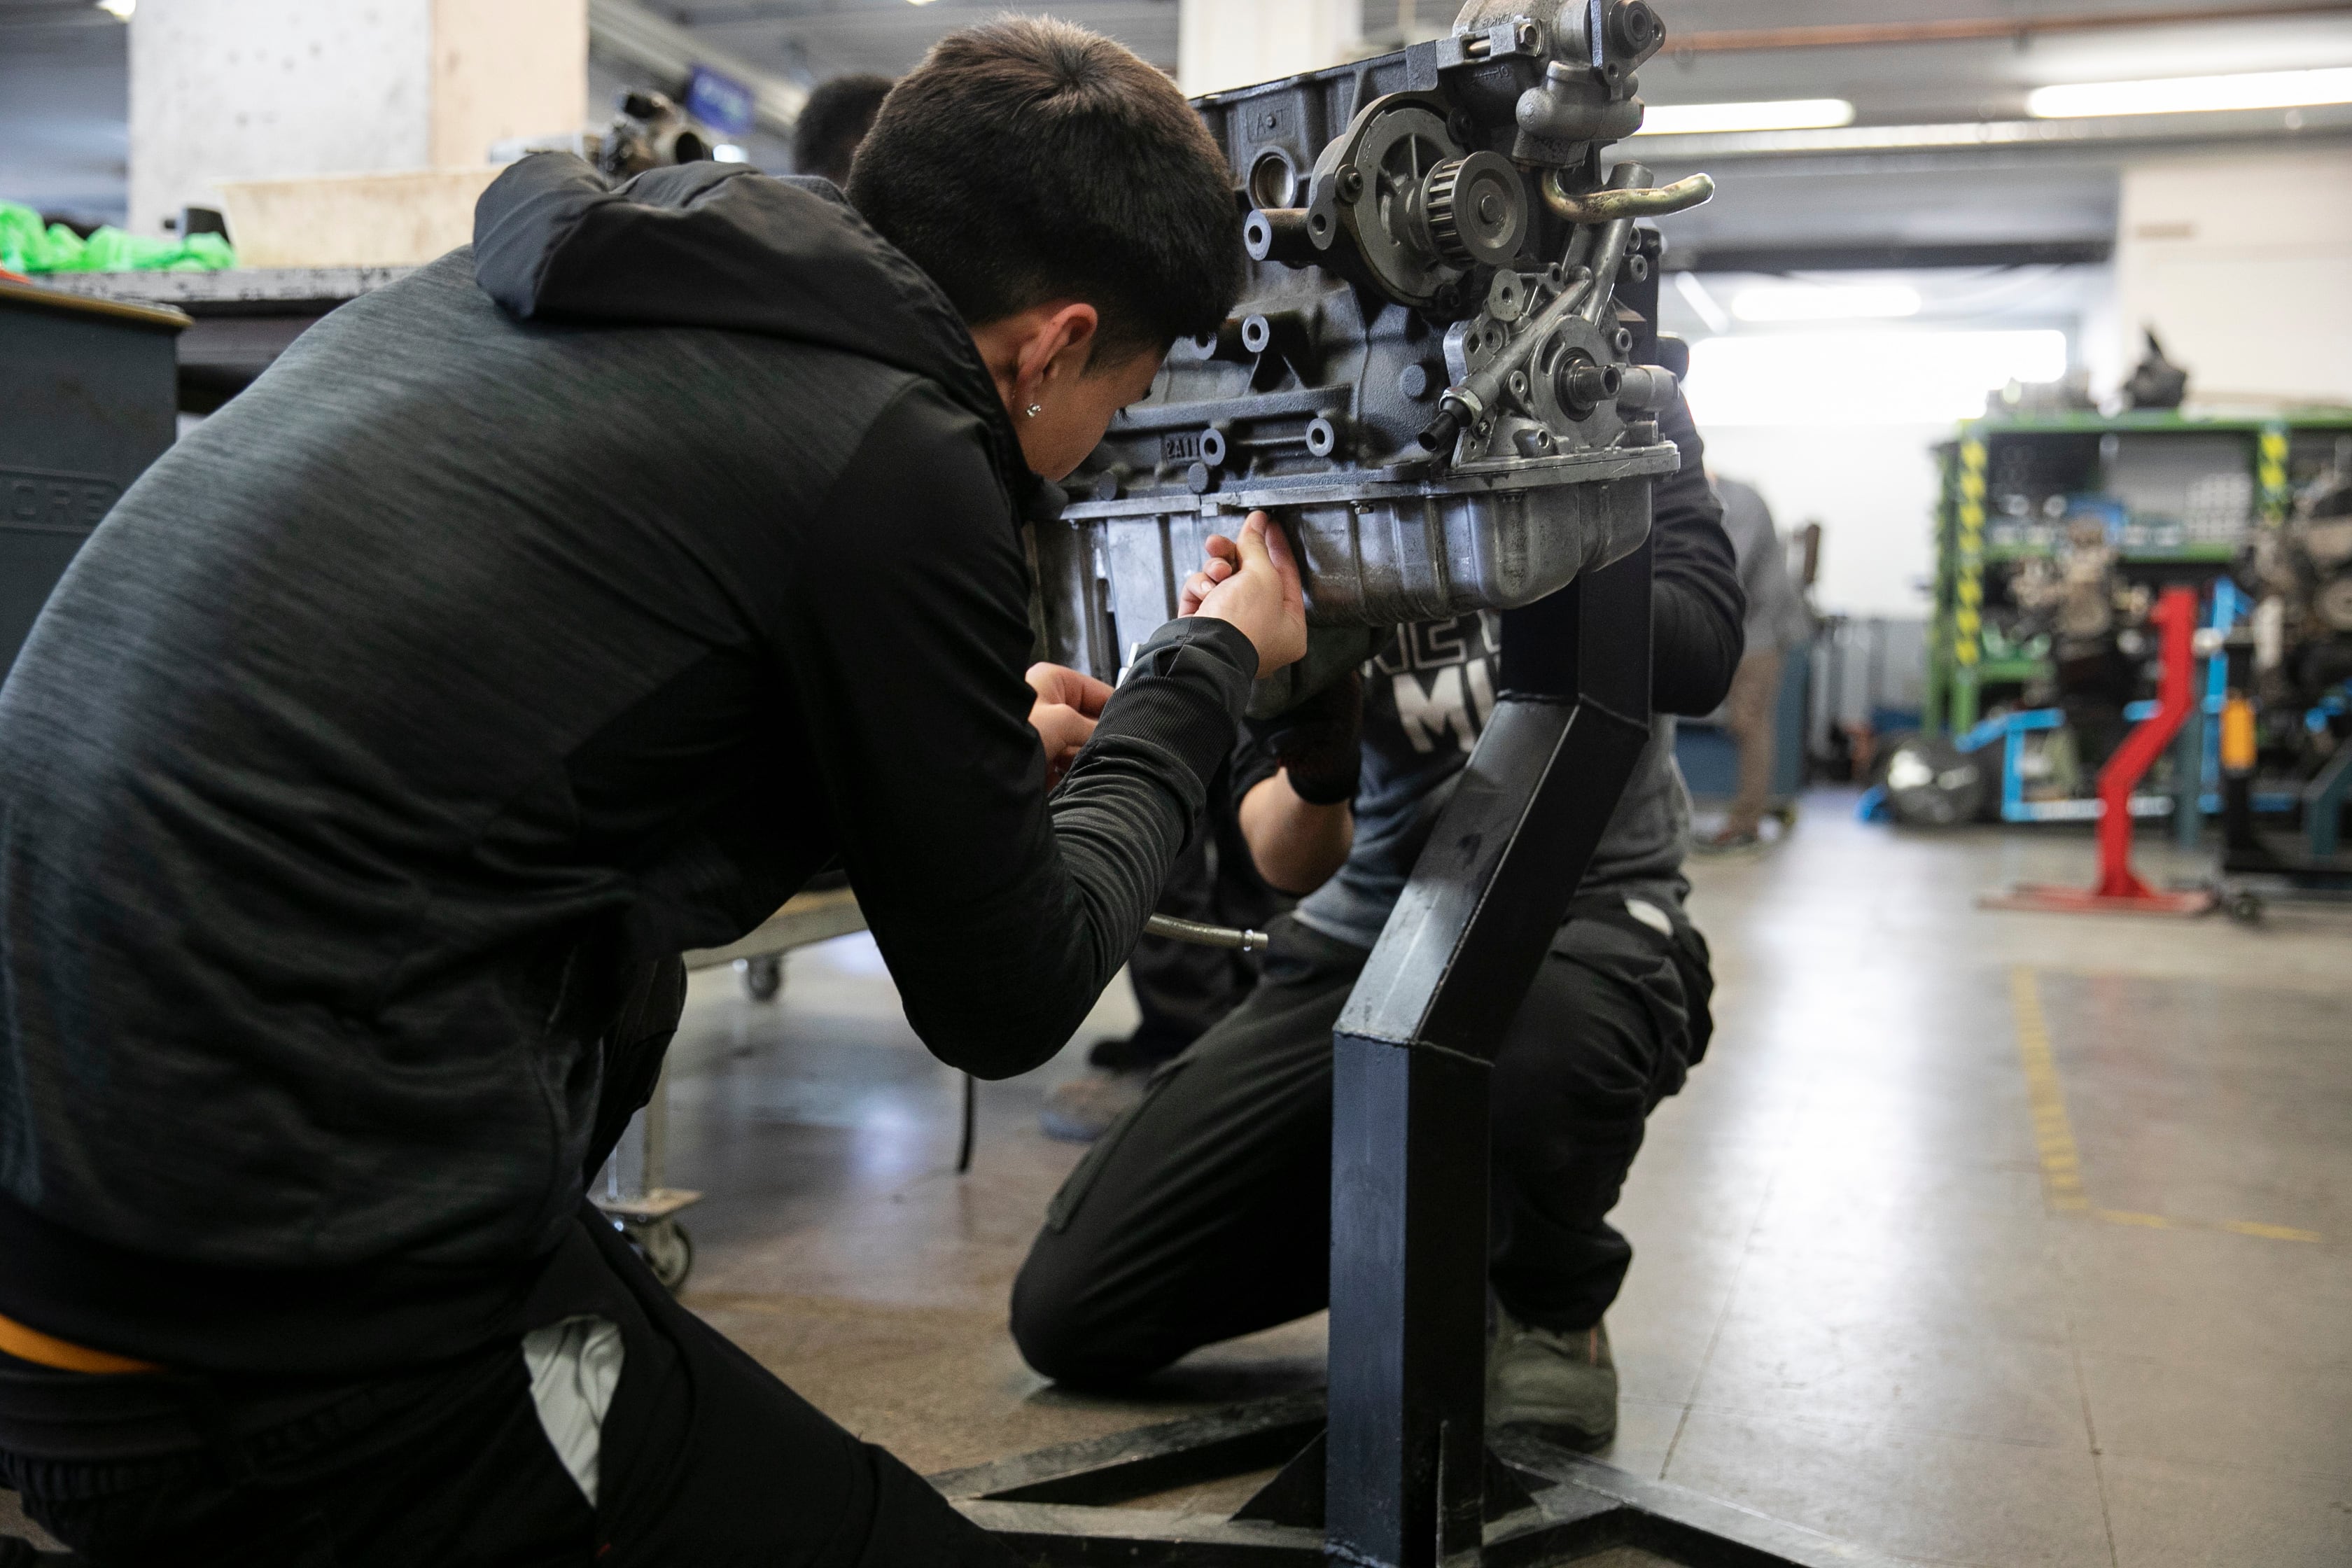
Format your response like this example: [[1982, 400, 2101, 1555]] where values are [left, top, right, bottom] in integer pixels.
[[1498, 967, 1651, 1098], [1007, 1240, 1158, 1389], [1005, 1244, 1086, 1380]]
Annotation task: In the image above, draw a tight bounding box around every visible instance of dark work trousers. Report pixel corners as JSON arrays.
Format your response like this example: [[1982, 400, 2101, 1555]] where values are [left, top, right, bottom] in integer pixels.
[[1, 961, 1016, 1568], [1011, 898, 1713, 1387], [1098, 766, 1286, 1071]]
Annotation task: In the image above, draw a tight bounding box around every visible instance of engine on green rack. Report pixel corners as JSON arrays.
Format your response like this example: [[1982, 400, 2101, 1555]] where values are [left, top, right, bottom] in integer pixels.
[[2239, 466, 2352, 769], [1033, 0, 1713, 708]]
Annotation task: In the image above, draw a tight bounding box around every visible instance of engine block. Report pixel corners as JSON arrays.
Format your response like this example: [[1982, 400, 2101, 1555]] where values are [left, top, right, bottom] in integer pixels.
[[1032, 0, 1712, 710]]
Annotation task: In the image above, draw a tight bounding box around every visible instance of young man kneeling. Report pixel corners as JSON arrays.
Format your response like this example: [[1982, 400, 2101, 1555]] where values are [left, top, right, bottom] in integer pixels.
[[0, 20, 1299, 1566], [1011, 391, 1742, 1456]]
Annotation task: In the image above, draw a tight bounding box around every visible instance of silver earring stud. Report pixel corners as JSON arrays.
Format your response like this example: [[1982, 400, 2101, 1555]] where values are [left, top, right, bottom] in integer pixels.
[[1026, 404, 1044, 419]]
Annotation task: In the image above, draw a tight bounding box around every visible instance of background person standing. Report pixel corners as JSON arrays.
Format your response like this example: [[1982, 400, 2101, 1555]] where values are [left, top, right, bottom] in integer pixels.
[[1703, 475, 1812, 851]]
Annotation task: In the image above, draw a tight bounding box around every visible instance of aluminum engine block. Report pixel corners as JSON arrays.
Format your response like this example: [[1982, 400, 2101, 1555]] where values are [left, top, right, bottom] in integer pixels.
[[1032, 0, 1712, 711]]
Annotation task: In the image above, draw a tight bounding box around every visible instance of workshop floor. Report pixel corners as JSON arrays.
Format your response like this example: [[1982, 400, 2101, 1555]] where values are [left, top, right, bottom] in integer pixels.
[[8, 794, 2346, 1563], [658, 792, 2351, 1567]]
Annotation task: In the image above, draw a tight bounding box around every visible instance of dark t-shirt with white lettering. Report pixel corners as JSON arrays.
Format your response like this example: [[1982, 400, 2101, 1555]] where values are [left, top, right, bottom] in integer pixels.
[[1284, 390, 1743, 953], [1292, 610, 1687, 952]]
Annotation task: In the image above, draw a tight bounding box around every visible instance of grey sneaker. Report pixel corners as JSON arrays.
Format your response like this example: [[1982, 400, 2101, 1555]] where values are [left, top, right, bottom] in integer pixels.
[[1040, 1068, 1151, 1143], [1488, 1306, 1617, 1452], [1693, 827, 1764, 855]]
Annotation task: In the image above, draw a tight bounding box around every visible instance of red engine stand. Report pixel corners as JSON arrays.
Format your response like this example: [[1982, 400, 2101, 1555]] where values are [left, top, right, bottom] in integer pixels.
[[1982, 585, 2217, 917]]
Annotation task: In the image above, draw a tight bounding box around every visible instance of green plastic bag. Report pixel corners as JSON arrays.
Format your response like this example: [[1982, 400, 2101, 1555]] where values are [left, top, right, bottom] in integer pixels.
[[1, 200, 234, 274]]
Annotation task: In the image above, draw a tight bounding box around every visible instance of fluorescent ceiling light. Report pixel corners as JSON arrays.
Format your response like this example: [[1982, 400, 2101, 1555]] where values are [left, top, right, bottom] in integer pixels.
[[95, 0, 134, 18], [1638, 98, 1854, 136], [2027, 66, 2352, 119], [1732, 283, 1922, 323]]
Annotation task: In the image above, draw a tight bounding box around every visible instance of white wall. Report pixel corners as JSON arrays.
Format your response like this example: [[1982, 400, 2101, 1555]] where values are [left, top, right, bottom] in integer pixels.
[[1662, 267, 2104, 621], [1700, 424, 1945, 620], [128, 0, 586, 235], [2114, 147, 2352, 407], [1178, 0, 1360, 97], [130, 0, 430, 234], [1686, 149, 2352, 617]]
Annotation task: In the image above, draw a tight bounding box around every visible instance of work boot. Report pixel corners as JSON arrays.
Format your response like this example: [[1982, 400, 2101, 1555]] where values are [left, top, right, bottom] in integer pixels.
[[1488, 1305, 1617, 1452], [1039, 1067, 1150, 1142]]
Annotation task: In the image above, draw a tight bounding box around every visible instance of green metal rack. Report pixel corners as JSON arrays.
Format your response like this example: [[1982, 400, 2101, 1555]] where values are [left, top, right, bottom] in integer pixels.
[[1926, 408, 2352, 737]]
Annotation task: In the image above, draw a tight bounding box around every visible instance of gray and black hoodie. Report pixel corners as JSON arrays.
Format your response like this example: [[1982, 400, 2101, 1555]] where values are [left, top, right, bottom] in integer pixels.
[[0, 157, 1256, 1376]]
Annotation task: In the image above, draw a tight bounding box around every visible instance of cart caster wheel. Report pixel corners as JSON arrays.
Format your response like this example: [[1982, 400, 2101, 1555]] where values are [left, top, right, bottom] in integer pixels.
[[626, 1217, 694, 1293], [2226, 892, 2265, 926], [736, 953, 783, 1002]]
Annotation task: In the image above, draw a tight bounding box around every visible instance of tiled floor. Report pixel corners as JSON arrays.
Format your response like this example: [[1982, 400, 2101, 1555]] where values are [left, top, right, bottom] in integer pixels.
[[6, 795, 2348, 1563]]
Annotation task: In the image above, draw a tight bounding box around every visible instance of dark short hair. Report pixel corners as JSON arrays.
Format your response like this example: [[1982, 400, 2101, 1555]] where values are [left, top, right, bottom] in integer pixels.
[[792, 74, 896, 188], [848, 17, 1244, 362]]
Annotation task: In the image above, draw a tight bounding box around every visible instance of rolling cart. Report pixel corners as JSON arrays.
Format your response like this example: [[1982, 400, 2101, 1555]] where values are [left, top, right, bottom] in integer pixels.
[[592, 885, 867, 1292]]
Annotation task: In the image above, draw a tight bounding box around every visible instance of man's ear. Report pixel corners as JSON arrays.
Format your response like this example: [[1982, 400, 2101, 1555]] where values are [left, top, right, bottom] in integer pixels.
[[1030, 303, 1101, 388]]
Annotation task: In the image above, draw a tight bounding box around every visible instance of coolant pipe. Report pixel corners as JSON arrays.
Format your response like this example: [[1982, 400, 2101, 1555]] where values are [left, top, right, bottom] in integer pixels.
[[1541, 170, 1715, 225], [1576, 161, 1653, 326]]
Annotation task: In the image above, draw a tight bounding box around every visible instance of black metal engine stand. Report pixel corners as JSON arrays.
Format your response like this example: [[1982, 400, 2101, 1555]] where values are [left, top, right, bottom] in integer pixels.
[[934, 544, 1906, 1567]]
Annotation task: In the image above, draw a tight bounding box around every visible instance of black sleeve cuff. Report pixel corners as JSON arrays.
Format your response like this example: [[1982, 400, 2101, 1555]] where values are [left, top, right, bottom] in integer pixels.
[[1079, 617, 1259, 799]]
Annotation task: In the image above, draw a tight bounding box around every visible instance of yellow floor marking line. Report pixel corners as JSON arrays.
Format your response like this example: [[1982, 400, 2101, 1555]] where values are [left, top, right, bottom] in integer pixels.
[[2008, 967, 2322, 1245], [2220, 1218, 2324, 1242], [2090, 1209, 2323, 1242], [2010, 967, 2090, 1213]]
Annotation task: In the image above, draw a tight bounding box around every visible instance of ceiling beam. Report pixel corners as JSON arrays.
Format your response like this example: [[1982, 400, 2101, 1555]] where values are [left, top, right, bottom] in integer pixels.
[[1665, 239, 2116, 274], [586, 0, 808, 133], [1672, 2, 2352, 56]]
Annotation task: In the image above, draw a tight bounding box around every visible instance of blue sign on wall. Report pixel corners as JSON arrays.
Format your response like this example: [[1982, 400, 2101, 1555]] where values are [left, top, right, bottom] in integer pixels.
[[686, 65, 755, 139]]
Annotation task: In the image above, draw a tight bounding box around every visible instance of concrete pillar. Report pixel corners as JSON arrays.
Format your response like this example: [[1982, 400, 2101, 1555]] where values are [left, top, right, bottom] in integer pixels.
[[128, 0, 586, 237], [2113, 148, 2352, 406], [429, 0, 589, 172], [1179, 0, 1362, 99]]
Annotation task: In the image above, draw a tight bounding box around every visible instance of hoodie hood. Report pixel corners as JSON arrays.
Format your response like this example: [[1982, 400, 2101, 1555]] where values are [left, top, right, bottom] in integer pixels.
[[473, 155, 1030, 491]]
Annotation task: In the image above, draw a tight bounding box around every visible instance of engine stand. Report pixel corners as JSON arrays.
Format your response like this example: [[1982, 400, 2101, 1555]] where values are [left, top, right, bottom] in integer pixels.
[[941, 548, 1893, 1567], [1983, 585, 2217, 917]]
